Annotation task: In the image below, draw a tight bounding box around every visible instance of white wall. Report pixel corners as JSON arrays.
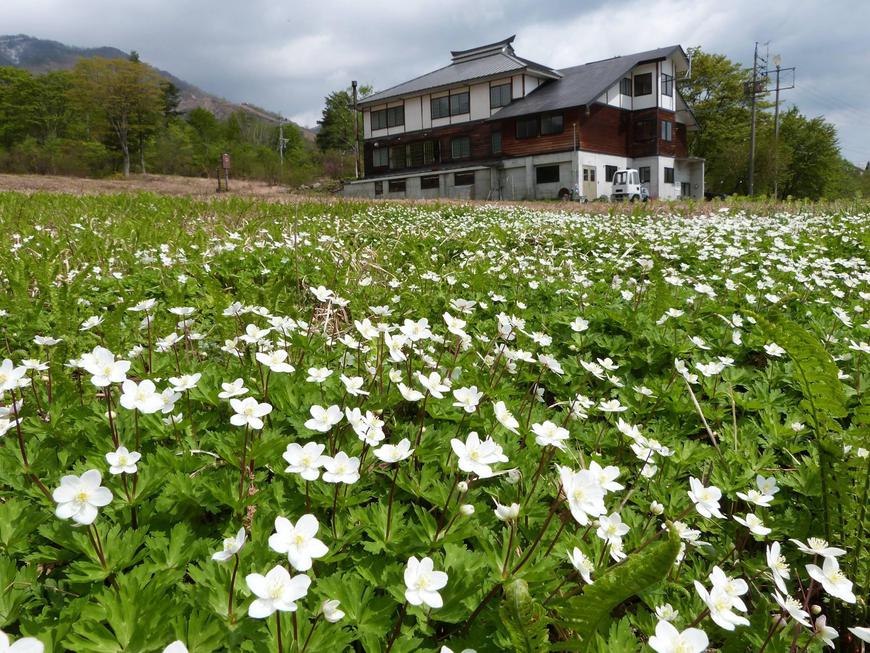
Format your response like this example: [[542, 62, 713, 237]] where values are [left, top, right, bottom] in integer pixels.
[[469, 82, 490, 120], [577, 151, 631, 198], [659, 58, 675, 112], [631, 63, 657, 111], [631, 156, 660, 198], [405, 96, 422, 132]]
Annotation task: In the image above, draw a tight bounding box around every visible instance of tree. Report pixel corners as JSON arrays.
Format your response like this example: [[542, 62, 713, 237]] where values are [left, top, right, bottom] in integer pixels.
[[68, 57, 164, 177], [776, 108, 842, 199], [316, 83, 372, 176]]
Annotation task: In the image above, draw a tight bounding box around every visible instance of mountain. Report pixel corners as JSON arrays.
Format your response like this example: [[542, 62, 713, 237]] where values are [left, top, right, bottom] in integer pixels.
[[0, 34, 316, 141]]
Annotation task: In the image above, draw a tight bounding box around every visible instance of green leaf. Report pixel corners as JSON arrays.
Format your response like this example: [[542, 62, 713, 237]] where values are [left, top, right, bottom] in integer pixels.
[[498, 579, 549, 653], [556, 526, 681, 641]]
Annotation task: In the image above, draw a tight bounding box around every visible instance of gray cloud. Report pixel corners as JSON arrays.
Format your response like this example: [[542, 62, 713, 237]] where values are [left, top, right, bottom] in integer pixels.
[[2, 0, 868, 164]]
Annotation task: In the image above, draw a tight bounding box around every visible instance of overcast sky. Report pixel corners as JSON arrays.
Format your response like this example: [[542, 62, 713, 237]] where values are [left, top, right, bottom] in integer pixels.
[[2, 0, 869, 165]]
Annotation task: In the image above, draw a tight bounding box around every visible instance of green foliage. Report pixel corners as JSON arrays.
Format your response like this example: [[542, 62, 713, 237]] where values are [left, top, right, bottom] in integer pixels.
[[499, 579, 549, 653]]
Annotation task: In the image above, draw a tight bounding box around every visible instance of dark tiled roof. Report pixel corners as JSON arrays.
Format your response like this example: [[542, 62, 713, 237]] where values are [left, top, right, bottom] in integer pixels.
[[491, 45, 686, 121]]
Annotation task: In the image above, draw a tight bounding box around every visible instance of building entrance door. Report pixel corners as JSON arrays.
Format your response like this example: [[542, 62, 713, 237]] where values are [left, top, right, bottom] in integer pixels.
[[582, 166, 597, 199]]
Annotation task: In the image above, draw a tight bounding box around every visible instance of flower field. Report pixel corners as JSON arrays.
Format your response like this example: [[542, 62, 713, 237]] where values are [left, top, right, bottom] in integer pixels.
[[0, 192, 868, 652]]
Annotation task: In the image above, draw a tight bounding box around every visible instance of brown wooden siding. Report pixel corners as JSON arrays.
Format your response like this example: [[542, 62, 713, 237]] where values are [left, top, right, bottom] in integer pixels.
[[362, 102, 690, 178]]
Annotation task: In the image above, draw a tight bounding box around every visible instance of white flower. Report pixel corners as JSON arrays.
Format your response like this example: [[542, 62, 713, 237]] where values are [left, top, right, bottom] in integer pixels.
[[212, 527, 246, 562], [340, 374, 369, 396], [452, 386, 482, 413], [218, 378, 249, 399], [304, 404, 343, 432], [567, 547, 593, 584], [756, 475, 779, 496], [397, 382, 424, 402], [105, 446, 141, 475], [693, 582, 749, 631], [229, 397, 272, 430], [493, 401, 519, 433], [53, 469, 113, 525], [789, 538, 846, 558], [587, 460, 624, 493], [245, 565, 311, 618], [321, 599, 345, 623], [736, 488, 774, 507], [655, 604, 678, 622], [493, 500, 520, 522], [310, 285, 334, 302], [450, 431, 508, 478], [688, 477, 725, 519], [648, 620, 708, 653], [531, 420, 569, 450], [404, 556, 448, 609], [847, 626, 870, 643], [806, 557, 856, 603], [773, 591, 811, 627], [417, 371, 450, 398], [80, 346, 130, 387], [764, 342, 786, 357], [596, 512, 630, 543], [570, 317, 588, 332], [559, 466, 606, 526], [306, 367, 332, 383], [766, 542, 790, 593], [268, 515, 329, 571], [169, 373, 201, 391], [256, 350, 295, 373], [373, 439, 414, 463], [162, 642, 188, 653], [733, 513, 771, 537], [815, 616, 839, 647], [321, 452, 360, 484], [119, 379, 163, 414], [598, 399, 627, 413], [283, 442, 327, 481], [0, 630, 44, 653]]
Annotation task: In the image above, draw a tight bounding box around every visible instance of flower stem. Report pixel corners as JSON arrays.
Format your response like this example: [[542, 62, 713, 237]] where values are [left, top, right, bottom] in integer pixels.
[[228, 553, 239, 624], [275, 612, 283, 653], [384, 601, 407, 653], [385, 465, 400, 542], [300, 614, 320, 653]]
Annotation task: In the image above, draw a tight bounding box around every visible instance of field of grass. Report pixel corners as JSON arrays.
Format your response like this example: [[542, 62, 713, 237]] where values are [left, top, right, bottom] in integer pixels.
[[0, 191, 868, 652]]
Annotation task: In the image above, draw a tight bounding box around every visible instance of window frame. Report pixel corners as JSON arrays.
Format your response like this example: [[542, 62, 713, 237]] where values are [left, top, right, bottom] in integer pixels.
[[620, 77, 632, 97], [634, 72, 653, 97], [372, 147, 388, 168], [536, 164, 560, 185], [489, 83, 512, 109], [540, 113, 564, 136], [605, 165, 618, 182], [661, 120, 673, 142], [454, 171, 475, 186], [386, 105, 404, 128], [450, 136, 471, 160], [389, 144, 405, 170], [664, 167, 675, 184], [638, 166, 651, 184], [449, 91, 470, 116], [635, 118, 656, 141], [374, 181, 383, 196], [661, 73, 674, 98], [516, 116, 538, 139], [370, 109, 387, 131], [430, 96, 450, 119], [387, 179, 406, 193], [491, 131, 502, 154], [421, 175, 440, 190]]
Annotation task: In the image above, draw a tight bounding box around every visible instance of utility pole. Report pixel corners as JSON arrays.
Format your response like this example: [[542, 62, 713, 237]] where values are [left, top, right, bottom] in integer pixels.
[[279, 121, 284, 167], [748, 42, 763, 196], [772, 55, 781, 199], [352, 80, 360, 179]]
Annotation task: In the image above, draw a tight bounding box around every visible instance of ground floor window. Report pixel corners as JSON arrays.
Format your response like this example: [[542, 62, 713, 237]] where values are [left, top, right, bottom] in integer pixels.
[[681, 182, 692, 197], [451, 136, 471, 160], [388, 179, 406, 193], [582, 167, 596, 182], [536, 165, 560, 184], [605, 165, 618, 182], [372, 148, 388, 168], [664, 167, 674, 183], [639, 166, 651, 184], [374, 181, 383, 196], [454, 171, 475, 186], [421, 175, 440, 190]]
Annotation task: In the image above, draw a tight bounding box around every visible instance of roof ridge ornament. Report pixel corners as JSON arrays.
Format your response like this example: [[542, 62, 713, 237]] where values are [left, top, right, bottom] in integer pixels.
[[450, 35, 516, 63]]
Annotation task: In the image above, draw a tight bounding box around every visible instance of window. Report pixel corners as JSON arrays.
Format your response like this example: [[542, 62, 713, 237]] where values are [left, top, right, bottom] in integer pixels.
[[536, 165, 560, 184], [490, 83, 512, 108], [431, 96, 450, 119], [681, 182, 691, 197], [423, 140, 436, 165], [421, 175, 440, 190], [386, 106, 404, 128], [450, 92, 470, 116], [389, 145, 405, 170], [372, 147, 388, 168], [540, 113, 564, 135], [605, 165, 618, 182], [454, 171, 475, 186], [639, 166, 651, 184], [635, 119, 656, 141], [664, 167, 675, 183], [661, 120, 673, 141], [583, 167, 596, 182], [634, 72, 652, 96], [620, 77, 632, 96], [491, 131, 502, 154], [371, 109, 387, 131], [516, 117, 538, 139], [451, 136, 471, 159], [661, 73, 674, 98], [407, 142, 424, 168], [374, 181, 383, 196], [388, 179, 406, 193]]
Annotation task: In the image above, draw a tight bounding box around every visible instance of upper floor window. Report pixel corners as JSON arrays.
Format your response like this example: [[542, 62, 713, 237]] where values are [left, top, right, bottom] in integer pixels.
[[372, 106, 404, 130], [372, 147, 388, 168], [491, 131, 502, 154], [490, 83, 512, 109], [661, 120, 673, 141], [634, 72, 652, 96], [450, 91, 470, 116], [431, 96, 450, 119], [540, 113, 564, 135], [451, 136, 471, 159], [516, 116, 538, 139], [661, 73, 674, 97], [620, 77, 632, 97], [635, 118, 656, 141]]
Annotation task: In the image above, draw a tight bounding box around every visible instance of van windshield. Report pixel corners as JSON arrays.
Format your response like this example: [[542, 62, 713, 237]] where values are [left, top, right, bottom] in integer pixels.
[[613, 171, 627, 184]]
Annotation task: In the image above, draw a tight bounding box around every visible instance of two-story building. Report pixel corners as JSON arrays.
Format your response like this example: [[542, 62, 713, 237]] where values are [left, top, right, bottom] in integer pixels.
[[341, 36, 704, 201]]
